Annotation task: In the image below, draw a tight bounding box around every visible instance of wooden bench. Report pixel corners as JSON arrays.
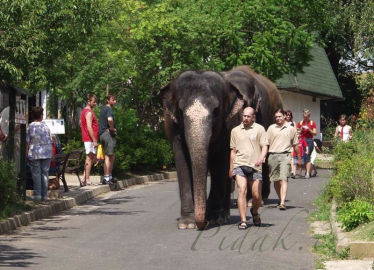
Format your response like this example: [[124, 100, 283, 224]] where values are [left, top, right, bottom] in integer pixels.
[[65, 150, 85, 187], [53, 149, 85, 191]]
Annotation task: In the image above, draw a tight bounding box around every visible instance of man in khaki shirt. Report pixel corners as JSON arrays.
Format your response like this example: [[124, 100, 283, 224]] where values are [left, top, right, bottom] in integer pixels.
[[267, 109, 301, 210], [229, 107, 268, 229]]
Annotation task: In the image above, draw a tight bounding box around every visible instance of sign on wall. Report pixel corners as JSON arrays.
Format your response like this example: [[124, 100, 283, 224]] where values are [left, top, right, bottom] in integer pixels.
[[43, 119, 65, 134], [15, 99, 26, 124]]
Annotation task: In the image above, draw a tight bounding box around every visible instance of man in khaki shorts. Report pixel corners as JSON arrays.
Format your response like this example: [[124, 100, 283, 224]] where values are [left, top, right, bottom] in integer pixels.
[[229, 107, 268, 229], [267, 109, 301, 210]]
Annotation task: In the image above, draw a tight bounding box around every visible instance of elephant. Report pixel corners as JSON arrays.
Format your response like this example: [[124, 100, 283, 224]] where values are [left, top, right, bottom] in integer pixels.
[[223, 66, 284, 200], [160, 66, 283, 230]]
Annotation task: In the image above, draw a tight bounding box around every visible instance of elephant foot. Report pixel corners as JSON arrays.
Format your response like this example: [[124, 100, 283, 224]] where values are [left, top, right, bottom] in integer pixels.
[[207, 210, 230, 226], [177, 216, 196, 230]]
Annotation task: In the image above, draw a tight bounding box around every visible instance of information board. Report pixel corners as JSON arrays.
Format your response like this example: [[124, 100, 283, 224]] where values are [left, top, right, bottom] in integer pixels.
[[43, 119, 65, 134]]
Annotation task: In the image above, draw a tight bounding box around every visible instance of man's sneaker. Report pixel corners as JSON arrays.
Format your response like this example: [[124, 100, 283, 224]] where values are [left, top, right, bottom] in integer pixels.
[[102, 178, 109, 185]]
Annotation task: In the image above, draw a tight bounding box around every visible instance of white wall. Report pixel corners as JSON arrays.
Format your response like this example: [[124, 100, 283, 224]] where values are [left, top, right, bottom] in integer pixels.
[[280, 90, 322, 140]]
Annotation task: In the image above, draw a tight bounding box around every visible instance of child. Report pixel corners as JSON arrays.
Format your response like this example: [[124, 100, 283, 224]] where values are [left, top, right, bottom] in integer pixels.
[[292, 136, 308, 178], [334, 114, 352, 142]]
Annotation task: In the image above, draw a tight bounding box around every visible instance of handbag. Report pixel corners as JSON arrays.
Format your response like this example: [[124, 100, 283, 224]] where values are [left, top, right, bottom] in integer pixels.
[[48, 177, 60, 190], [96, 144, 105, 162]]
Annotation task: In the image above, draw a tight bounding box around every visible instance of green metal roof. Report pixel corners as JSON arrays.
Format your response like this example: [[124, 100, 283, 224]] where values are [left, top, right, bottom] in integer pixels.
[[275, 46, 343, 99]]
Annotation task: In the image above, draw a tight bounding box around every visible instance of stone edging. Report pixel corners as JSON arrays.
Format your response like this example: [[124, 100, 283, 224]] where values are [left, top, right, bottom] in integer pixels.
[[0, 171, 177, 235], [330, 199, 374, 258]]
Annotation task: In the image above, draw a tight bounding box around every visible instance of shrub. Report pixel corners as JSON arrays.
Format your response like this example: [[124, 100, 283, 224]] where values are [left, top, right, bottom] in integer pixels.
[[329, 154, 374, 204], [112, 107, 174, 175], [0, 161, 20, 219], [337, 200, 374, 231]]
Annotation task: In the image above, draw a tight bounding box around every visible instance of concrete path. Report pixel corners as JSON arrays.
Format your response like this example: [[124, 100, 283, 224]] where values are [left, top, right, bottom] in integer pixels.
[[0, 170, 331, 269]]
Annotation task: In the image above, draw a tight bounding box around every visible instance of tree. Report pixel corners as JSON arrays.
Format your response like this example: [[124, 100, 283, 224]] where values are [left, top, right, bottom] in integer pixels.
[[320, 0, 374, 118]]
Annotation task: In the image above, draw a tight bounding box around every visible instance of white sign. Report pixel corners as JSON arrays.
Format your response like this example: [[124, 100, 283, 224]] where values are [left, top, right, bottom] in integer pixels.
[[43, 119, 65, 134], [15, 99, 26, 124]]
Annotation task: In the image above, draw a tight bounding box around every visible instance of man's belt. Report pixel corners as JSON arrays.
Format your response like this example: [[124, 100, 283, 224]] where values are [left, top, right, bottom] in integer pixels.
[[268, 151, 290, 154]]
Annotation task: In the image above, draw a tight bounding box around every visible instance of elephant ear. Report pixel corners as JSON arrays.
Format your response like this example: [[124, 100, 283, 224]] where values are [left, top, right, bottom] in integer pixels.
[[223, 70, 255, 122], [160, 83, 178, 124], [224, 70, 255, 105]]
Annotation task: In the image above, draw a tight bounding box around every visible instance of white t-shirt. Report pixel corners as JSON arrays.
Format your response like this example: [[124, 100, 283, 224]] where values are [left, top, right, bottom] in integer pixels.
[[337, 125, 352, 142]]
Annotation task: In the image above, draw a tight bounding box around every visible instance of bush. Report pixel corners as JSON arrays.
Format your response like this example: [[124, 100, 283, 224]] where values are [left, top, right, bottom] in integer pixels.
[[329, 128, 374, 204], [0, 161, 20, 219], [112, 107, 174, 175], [337, 200, 374, 231], [329, 154, 374, 204]]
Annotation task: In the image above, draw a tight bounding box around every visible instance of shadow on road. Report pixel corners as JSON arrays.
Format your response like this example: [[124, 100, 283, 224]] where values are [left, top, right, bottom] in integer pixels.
[[0, 244, 41, 268]]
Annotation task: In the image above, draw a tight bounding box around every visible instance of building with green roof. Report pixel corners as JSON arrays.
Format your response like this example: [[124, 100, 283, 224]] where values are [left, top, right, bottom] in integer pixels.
[[275, 45, 343, 140]]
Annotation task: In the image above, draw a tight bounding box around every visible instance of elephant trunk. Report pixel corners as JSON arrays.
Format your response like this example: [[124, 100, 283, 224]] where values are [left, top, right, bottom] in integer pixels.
[[184, 100, 212, 230], [186, 132, 209, 230]]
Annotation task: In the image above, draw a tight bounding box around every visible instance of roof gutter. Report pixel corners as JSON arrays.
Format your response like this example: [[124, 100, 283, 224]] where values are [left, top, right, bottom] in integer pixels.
[[278, 87, 345, 101]]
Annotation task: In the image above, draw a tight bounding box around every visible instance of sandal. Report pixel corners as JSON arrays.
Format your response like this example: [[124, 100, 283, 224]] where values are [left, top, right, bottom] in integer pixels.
[[238, 221, 249, 230], [279, 204, 287, 210], [250, 208, 261, 227]]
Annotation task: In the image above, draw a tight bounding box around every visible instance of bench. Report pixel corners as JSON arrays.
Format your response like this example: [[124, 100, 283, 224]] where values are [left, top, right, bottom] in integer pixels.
[[53, 149, 85, 191]]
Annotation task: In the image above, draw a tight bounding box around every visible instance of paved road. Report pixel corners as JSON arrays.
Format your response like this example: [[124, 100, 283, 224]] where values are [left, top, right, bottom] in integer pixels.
[[0, 170, 331, 270]]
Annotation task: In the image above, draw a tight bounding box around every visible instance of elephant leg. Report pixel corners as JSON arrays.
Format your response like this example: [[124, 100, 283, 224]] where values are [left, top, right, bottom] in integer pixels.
[[207, 142, 230, 225], [261, 162, 271, 200], [172, 135, 195, 229]]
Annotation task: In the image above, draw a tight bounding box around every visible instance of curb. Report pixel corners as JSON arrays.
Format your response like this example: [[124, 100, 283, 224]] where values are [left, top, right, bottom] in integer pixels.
[[330, 199, 374, 258], [0, 171, 177, 235]]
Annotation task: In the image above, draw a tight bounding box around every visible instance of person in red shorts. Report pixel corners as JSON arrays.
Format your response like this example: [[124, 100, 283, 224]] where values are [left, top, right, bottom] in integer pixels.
[[80, 94, 99, 186], [296, 109, 317, 179]]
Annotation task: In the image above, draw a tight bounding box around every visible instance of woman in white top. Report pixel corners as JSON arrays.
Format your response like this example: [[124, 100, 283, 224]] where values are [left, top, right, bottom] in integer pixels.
[[334, 114, 352, 142]]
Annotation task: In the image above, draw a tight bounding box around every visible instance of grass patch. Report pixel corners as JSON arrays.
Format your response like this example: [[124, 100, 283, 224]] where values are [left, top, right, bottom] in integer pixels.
[[309, 188, 332, 222], [349, 220, 374, 241], [313, 233, 350, 269], [0, 201, 32, 221]]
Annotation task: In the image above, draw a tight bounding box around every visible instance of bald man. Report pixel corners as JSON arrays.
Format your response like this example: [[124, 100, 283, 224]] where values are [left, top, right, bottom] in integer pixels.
[[229, 107, 268, 229]]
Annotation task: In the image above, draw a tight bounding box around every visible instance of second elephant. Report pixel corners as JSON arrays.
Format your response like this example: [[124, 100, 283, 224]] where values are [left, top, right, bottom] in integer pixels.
[[161, 66, 283, 230]]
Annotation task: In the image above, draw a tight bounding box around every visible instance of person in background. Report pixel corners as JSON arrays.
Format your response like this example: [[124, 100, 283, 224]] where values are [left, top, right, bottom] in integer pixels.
[[285, 110, 297, 177], [334, 114, 352, 142], [267, 109, 300, 210], [0, 127, 6, 142], [0, 106, 21, 171], [80, 94, 99, 186], [99, 94, 117, 184], [297, 109, 317, 179], [292, 135, 308, 178], [229, 107, 268, 229], [285, 110, 296, 127], [26, 107, 53, 201]]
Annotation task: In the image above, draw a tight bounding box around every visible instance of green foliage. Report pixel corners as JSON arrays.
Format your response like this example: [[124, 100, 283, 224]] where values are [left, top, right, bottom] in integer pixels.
[[309, 186, 332, 222], [62, 138, 83, 154], [330, 153, 374, 204], [0, 161, 20, 219], [313, 233, 349, 267], [326, 128, 374, 232], [337, 200, 374, 231], [0, 0, 107, 88], [112, 107, 173, 175]]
